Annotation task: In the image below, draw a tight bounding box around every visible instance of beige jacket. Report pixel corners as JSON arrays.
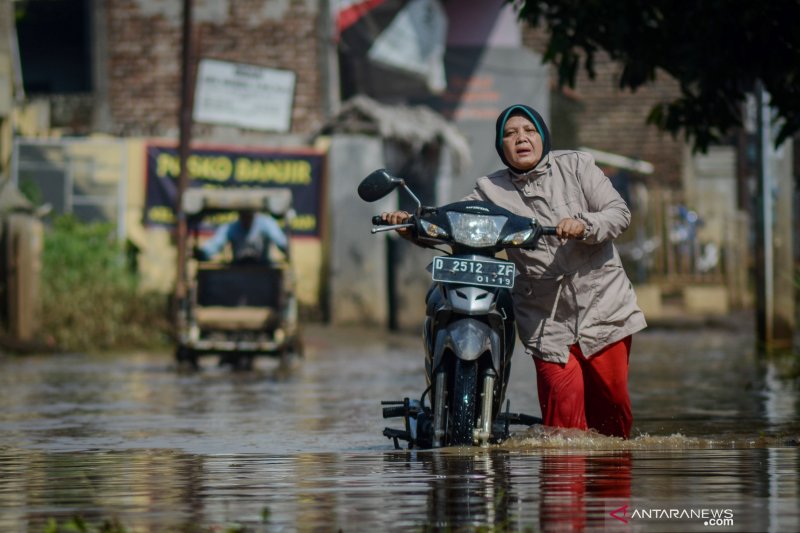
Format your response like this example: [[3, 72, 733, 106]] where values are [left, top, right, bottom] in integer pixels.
[[463, 150, 647, 362]]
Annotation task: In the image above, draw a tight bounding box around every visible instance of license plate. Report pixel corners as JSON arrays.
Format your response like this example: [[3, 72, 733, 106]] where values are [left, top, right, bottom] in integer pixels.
[[431, 256, 515, 289]]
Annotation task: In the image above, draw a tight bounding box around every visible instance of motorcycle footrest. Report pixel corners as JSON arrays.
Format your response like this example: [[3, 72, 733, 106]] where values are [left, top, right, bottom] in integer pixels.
[[383, 427, 411, 439], [383, 426, 412, 447], [381, 399, 422, 419]]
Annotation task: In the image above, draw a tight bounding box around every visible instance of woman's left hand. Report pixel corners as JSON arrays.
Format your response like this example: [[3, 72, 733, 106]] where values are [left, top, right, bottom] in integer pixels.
[[556, 218, 586, 241]]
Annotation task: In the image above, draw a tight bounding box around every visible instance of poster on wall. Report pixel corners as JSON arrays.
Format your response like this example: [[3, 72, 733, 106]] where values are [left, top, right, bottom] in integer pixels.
[[143, 143, 325, 238], [193, 59, 296, 132]]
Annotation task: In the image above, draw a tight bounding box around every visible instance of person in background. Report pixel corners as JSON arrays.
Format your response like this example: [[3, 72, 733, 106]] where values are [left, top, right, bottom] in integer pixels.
[[382, 103, 646, 438], [195, 209, 288, 264]]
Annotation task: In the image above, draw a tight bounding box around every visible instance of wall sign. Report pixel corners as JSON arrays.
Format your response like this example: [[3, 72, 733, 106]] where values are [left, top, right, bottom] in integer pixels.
[[144, 143, 325, 237], [193, 59, 296, 132]]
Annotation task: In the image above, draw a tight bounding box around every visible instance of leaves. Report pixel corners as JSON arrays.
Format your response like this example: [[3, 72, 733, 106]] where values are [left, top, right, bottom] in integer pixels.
[[40, 215, 171, 352], [511, 0, 800, 151]]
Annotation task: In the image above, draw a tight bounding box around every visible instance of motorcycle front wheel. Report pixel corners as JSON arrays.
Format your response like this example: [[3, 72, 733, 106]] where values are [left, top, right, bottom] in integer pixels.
[[449, 358, 478, 446]]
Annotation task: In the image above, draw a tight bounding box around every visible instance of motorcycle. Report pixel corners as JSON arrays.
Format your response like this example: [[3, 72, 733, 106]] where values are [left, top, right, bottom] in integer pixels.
[[358, 169, 556, 448]]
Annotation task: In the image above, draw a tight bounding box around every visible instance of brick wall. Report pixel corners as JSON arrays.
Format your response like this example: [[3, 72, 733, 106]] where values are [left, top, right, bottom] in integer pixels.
[[522, 26, 683, 188], [105, 0, 325, 138]]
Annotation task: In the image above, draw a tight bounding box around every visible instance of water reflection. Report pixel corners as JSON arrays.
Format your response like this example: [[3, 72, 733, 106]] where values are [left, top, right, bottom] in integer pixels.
[[0, 326, 798, 531], [1, 446, 799, 531], [538, 452, 631, 532], [400, 451, 515, 531]]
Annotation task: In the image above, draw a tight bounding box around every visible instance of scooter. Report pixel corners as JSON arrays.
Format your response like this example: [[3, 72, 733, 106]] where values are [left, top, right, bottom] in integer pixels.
[[358, 169, 555, 448]]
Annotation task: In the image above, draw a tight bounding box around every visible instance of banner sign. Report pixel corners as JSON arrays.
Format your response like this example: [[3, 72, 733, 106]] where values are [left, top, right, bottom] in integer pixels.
[[194, 59, 296, 132], [144, 143, 325, 237]]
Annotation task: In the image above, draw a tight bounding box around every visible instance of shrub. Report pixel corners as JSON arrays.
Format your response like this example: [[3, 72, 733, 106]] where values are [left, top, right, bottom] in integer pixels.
[[41, 215, 171, 352]]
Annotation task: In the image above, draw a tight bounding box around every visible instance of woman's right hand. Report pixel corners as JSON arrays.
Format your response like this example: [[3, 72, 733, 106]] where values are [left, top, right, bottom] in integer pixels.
[[381, 210, 412, 235]]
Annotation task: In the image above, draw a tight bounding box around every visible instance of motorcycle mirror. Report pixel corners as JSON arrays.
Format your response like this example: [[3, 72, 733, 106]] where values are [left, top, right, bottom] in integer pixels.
[[358, 169, 403, 202]]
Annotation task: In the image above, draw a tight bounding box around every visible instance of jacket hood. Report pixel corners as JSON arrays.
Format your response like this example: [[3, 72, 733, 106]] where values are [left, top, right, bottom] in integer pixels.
[[495, 104, 551, 172]]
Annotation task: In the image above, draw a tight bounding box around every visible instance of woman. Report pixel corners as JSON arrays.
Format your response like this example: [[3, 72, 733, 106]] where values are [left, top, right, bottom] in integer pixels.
[[383, 104, 646, 438]]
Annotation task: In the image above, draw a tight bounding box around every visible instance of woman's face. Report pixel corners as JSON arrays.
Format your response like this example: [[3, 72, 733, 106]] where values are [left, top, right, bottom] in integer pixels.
[[501, 114, 543, 170]]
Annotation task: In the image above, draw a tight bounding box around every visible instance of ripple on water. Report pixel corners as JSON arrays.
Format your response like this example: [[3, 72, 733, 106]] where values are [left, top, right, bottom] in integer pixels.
[[501, 424, 800, 451]]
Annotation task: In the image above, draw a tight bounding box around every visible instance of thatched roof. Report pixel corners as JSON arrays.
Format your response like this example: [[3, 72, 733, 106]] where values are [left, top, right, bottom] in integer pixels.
[[319, 95, 471, 171]]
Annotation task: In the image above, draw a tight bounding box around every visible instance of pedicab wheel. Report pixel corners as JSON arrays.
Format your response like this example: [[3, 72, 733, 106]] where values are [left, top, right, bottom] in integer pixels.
[[231, 356, 254, 371], [220, 352, 254, 371], [175, 345, 199, 370], [277, 336, 303, 368], [291, 334, 304, 358]]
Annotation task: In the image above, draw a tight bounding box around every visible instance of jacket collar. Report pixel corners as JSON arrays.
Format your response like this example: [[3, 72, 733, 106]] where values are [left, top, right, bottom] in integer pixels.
[[509, 152, 551, 184]]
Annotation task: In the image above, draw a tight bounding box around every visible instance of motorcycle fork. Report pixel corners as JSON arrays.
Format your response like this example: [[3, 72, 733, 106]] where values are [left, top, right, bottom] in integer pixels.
[[475, 368, 496, 446], [432, 370, 447, 448]]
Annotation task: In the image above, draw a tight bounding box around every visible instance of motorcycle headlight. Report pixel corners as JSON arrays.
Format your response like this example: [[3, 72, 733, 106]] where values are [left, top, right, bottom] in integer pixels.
[[502, 228, 533, 246], [420, 219, 448, 239], [446, 212, 507, 247]]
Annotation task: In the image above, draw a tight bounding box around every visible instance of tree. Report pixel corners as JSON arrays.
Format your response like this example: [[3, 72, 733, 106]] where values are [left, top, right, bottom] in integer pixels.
[[511, 0, 800, 151]]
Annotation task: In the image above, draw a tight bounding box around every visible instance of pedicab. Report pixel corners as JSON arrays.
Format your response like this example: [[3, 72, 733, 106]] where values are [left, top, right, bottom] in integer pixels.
[[174, 187, 302, 369]]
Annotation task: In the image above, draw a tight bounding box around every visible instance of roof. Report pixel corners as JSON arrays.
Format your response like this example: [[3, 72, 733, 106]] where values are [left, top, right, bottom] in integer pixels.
[[319, 95, 472, 171]]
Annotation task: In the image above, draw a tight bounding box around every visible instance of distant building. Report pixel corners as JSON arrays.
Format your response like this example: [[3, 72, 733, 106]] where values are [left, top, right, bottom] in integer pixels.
[[7, 0, 758, 325]]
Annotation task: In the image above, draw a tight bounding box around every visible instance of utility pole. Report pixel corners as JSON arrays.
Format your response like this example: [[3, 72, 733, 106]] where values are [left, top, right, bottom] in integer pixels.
[[174, 0, 194, 323], [754, 81, 795, 352]]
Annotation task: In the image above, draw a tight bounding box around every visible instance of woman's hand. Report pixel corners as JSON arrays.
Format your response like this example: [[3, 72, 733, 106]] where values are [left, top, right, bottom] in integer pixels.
[[381, 210, 412, 235], [556, 217, 587, 241]]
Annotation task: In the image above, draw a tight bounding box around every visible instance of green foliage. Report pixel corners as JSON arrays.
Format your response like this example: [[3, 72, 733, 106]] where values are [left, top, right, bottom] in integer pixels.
[[43, 515, 128, 533], [19, 178, 43, 205], [511, 0, 800, 152], [41, 215, 171, 352]]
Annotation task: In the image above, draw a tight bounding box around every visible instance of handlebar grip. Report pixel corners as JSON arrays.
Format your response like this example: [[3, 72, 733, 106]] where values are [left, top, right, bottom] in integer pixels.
[[541, 226, 558, 236], [372, 215, 392, 226], [383, 406, 407, 418]]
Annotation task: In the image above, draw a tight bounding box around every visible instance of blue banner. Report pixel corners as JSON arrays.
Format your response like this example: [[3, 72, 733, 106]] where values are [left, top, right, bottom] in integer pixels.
[[144, 143, 325, 237]]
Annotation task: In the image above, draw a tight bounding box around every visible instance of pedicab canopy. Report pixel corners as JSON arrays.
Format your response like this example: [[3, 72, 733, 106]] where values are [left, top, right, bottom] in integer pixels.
[[182, 187, 294, 218]]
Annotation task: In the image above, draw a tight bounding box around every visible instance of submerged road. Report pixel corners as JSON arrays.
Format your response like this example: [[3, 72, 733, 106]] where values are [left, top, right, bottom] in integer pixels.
[[0, 323, 798, 531]]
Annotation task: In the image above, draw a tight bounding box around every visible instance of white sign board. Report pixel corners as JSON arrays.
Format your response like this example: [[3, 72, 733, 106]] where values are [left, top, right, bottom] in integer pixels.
[[193, 59, 296, 132]]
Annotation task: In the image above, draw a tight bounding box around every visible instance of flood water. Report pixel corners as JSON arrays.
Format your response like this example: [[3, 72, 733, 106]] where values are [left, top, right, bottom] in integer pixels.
[[0, 323, 798, 532]]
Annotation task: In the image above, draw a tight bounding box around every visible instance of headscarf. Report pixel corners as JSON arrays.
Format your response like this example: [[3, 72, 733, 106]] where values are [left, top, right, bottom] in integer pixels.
[[494, 104, 551, 172]]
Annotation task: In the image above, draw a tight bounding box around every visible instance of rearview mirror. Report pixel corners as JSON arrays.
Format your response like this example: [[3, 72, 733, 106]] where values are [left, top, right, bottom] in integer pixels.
[[357, 169, 403, 202]]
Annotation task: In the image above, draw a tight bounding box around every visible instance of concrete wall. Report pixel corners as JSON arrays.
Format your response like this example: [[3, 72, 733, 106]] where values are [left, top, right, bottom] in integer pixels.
[[325, 134, 391, 326]]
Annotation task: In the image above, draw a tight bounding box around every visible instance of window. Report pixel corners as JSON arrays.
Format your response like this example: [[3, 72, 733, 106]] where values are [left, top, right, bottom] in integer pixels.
[[15, 0, 92, 94]]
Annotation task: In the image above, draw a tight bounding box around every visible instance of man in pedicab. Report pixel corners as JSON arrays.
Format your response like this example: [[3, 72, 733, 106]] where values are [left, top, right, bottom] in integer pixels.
[[194, 207, 288, 265]]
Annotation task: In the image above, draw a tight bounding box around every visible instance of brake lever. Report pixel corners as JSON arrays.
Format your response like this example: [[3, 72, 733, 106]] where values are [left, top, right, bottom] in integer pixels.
[[371, 223, 414, 234]]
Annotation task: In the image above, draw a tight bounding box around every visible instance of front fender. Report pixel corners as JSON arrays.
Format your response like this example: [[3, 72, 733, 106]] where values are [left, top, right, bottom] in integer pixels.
[[433, 318, 503, 369]]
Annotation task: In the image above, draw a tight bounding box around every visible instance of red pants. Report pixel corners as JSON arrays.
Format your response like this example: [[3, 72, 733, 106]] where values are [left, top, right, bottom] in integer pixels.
[[534, 336, 633, 438]]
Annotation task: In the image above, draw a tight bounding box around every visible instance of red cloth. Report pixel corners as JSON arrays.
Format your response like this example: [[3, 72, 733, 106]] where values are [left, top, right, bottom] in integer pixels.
[[533, 336, 633, 438]]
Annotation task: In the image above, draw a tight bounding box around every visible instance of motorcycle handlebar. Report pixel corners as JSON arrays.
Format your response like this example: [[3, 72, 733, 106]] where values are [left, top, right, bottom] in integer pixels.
[[372, 215, 392, 226], [373, 216, 556, 228], [372, 216, 557, 239]]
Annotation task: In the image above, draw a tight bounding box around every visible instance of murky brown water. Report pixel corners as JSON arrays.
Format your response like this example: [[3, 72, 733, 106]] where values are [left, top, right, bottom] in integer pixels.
[[0, 324, 798, 532]]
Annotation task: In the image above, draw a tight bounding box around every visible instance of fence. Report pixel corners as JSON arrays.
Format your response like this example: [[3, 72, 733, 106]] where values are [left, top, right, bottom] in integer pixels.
[[617, 186, 750, 309]]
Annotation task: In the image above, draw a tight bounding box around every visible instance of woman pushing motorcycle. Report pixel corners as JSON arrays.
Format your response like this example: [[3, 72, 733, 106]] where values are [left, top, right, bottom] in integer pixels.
[[382, 104, 647, 439]]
